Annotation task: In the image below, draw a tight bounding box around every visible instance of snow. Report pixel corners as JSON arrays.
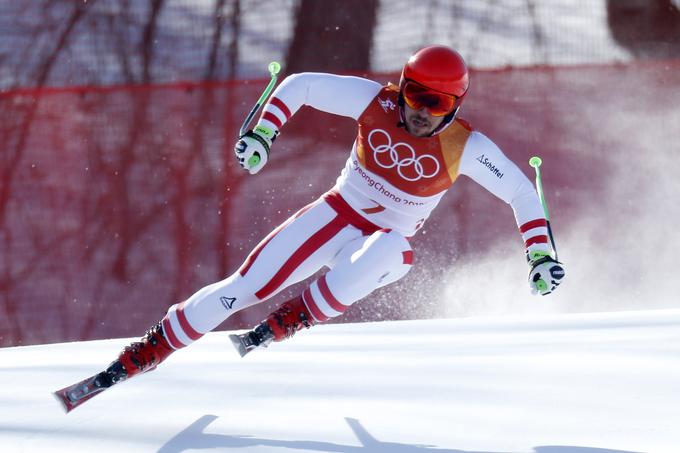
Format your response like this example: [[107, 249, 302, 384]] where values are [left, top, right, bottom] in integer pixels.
[[2, 309, 679, 452]]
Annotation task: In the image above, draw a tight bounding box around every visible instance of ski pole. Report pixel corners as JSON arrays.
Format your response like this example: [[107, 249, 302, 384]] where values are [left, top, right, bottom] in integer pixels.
[[529, 156, 558, 260], [238, 61, 281, 168], [239, 61, 281, 137]]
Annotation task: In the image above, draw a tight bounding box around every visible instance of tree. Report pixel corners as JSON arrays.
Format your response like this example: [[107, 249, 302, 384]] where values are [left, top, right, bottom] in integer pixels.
[[607, 0, 680, 58], [285, 0, 379, 74]]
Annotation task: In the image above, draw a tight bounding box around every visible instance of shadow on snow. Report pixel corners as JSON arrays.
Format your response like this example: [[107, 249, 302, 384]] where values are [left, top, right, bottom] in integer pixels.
[[157, 415, 642, 453]]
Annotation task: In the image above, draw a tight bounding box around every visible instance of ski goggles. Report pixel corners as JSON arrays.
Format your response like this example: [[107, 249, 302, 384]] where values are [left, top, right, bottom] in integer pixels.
[[401, 80, 458, 117]]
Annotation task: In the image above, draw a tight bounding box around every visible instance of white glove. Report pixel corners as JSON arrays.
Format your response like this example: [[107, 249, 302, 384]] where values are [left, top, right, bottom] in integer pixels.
[[528, 252, 565, 296], [234, 125, 276, 175]]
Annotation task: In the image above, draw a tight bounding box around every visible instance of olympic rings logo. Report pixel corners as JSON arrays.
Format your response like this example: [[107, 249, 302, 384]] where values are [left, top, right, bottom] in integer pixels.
[[367, 129, 440, 181]]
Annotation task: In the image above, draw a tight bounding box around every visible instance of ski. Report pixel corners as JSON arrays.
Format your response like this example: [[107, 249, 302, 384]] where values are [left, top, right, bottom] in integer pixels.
[[229, 332, 260, 357], [53, 362, 126, 413], [229, 323, 276, 358]]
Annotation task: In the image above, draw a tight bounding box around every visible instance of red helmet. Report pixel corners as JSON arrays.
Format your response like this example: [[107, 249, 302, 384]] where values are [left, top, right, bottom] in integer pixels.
[[398, 46, 469, 135], [400, 45, 469, 98]]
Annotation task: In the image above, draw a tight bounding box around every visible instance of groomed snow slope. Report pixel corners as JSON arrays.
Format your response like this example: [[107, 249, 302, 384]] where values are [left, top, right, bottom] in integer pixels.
[[1, 310, 679, 453]]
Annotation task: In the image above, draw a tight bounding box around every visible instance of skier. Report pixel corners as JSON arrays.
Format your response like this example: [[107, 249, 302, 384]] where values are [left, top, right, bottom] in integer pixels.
[[56, 45, 565, 409]]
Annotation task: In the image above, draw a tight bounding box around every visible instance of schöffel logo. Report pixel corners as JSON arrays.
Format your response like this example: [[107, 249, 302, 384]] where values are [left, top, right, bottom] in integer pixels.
[[476, 154, 504, 179], [378, 97, 396, 113]]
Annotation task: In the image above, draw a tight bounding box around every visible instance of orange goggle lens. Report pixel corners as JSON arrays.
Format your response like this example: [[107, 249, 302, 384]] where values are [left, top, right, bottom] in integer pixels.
[[402, 81, 457, 117]]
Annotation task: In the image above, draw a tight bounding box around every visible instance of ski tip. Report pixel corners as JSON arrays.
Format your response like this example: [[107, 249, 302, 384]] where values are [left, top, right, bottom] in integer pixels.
[[228, 334, 250, 358]]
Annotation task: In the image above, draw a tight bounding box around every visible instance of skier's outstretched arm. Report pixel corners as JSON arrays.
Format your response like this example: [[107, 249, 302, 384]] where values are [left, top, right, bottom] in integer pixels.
[[234, 73, 382, 174], [458, 132, 566, 296]]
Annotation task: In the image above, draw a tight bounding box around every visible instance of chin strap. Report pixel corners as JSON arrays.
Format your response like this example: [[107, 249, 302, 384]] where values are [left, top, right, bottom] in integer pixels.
[[429, 107, 458, 136], [396, 92, 407, 129]]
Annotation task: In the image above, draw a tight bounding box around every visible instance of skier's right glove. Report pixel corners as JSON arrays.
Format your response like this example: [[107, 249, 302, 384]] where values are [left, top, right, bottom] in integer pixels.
[[527, 251, 565, 296], [234, 125, 277, 175]]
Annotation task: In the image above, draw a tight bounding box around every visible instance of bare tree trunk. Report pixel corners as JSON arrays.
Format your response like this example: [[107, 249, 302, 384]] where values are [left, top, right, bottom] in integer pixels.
[[0, 1, 92, 345], [285, 0, 378, 73], [525, 0, 547, 64], [205, 0, 228, 81], [218, 0, 242, 279], [109, 0, 165, 282], [141, 0, 165, 84], [0, 1, 92, 228], [607, 0, 680, 58]]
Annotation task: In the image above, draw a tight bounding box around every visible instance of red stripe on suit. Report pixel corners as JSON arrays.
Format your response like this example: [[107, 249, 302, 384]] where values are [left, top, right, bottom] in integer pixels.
[[519, 218, 548, 233], [255, 216, 348, 299]]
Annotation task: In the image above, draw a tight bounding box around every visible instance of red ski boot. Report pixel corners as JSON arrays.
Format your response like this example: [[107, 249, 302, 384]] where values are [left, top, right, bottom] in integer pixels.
[[229, 296, 315, 357], [107, 322, 175, 382], [54, 322, 176, 412]]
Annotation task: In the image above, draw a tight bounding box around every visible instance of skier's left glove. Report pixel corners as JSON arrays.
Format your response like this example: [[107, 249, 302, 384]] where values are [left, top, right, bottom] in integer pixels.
[[527, 251, 565, 296], [234, 125, 277, 175]]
